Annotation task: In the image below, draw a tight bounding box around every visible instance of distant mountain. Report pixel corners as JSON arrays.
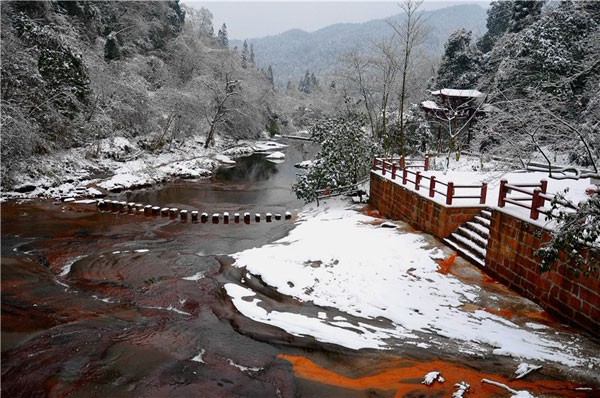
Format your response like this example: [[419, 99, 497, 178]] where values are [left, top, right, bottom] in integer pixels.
[[232, 4, 487, 89]]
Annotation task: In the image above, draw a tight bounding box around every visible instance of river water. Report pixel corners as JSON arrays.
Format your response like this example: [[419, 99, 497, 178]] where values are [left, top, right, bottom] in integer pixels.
[[2, 139, 599, 397]]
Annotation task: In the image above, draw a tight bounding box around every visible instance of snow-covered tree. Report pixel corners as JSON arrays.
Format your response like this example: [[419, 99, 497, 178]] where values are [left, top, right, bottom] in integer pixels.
[[293, 116, 380, 203], [436, 29, 481, 89], [241, 40, 249, 69], [537, 191, 599, 276], [217, 23, 228, 47], [476, 0, 512, 53]]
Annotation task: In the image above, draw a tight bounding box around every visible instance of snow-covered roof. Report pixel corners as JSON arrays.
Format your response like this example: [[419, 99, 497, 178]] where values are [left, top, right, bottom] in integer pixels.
[[420, 100, 446, 111], [431, 89, 484, 98]]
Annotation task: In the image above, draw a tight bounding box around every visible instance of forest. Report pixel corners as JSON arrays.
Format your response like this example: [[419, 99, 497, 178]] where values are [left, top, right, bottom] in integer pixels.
[[1, 0, 598, 194]]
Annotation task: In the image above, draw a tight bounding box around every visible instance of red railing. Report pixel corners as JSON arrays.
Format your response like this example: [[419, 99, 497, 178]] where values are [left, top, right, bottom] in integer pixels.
[[372, 157, 487, 205], [498, 179, 550, 220]]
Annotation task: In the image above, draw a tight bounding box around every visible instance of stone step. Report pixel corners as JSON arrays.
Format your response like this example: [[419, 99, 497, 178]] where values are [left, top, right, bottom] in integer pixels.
[[450, 232, 487, 257], [443, 238, 485, 267], [457, 226, 488, 247], [465, 221, 490, 239], [474, 215, 491, 227]]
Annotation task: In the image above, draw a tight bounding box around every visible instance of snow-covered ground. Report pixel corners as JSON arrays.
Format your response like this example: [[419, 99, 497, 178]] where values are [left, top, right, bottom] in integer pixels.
[[226, 198, 599, 374], [1, 134, 286, 201]]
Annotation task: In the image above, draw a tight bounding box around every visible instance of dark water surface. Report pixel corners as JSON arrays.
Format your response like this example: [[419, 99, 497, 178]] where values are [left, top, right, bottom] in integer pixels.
[[2, 139, 598, 397]]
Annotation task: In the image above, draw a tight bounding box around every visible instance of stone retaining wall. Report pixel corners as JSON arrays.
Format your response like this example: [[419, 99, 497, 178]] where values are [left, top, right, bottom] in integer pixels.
[[486, 211, 599, 334], [370, 171, 599, 335], [369, 172, 483, 238]]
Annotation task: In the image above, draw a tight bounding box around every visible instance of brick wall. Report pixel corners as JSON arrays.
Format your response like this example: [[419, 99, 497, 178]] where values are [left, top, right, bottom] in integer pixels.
[[370, 171, 599, 335], [369, 172, 483, 238], [485, 211, 599, 334]]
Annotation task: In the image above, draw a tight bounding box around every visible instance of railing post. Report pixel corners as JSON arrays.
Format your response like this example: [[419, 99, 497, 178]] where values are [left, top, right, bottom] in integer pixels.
[[539, 179, 548, 208], [498, 179, 508, 207], [429, 176, 436, 197], [391, 163, 396, 180], [373, 158, 378, 171], [382, 159, 386, 176], [424, 155, 429, 171], [402, 168, 408, 185], [400, 156, 405, 170], [480, 182, 487, 205], [531, 189, 541, 220], [415, 171, 421, 190], [446, 182, 454, 205]]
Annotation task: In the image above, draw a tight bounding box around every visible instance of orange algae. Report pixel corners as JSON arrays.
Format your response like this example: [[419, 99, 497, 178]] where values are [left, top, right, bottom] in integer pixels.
[[484, 306, 514, 319], [436, 253, 458, 275], [279, 354, 589, 397]]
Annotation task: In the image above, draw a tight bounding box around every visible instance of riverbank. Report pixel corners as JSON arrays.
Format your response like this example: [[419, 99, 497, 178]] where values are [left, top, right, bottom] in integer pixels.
[[1, 134, 290, 202]]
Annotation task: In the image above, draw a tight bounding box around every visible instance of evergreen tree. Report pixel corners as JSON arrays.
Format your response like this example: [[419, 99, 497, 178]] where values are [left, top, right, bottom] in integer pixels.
[[250, 43, 255, 67], [310, 72, 319, 90], [436, 29, 481, 89], [241, 40, 249, 69], [477, 0, 512, 53], [266, 65, 274, 88], [509, 0, 545, 32], [217, 23, 228, 47], [298, 70, 311, 93]]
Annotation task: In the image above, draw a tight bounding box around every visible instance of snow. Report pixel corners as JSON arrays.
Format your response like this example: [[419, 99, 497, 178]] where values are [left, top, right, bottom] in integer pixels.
[[227, 198, 599, 369], [1, 134, 291, 200], [422, 371, 445, 385], [265, 151, 285, 160], [373, 154, 595, 228], [515, 362, 543, 379], [431, 88, 484, 98]]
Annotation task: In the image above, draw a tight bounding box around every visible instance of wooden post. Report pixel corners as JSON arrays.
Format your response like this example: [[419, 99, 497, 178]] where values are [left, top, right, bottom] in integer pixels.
[[415, 171, 421, 191], [255, 213, 261, 222], [275, 213, 282, 220], [191, 211, 199, 222], [234, 213, 240, 223], [391, 163, 396, 180], [201, 212, 209, 223], [382, 160, 386, 176], [223, 212, 229, 224], [244, 212, 251, 224], [135, 204, 144, 214], [373, 158, 378, 170], [161, 207, 169, 217], [429, 176, 436, 198], [180, 210, 188, 221], [212, 213, 219, 223], [480, 182, 488, 205], [424, 155, 429, 171], [169, 208, 178, 218], [498, 179, 508, 207], [152, 206, 160, 216], [128, 202, 136, 213], [285, 211, 292, 220], [402, 168, 408, 185], [531, 189, 541, 220], [266, 213, 272, 222], [144, 205, 152, 216], [539, 179, 548, 208], [446, 182, 454, 205]]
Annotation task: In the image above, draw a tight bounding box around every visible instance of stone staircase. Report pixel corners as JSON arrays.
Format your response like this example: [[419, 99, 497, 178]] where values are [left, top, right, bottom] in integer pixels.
[[443, 208, 492, 267]]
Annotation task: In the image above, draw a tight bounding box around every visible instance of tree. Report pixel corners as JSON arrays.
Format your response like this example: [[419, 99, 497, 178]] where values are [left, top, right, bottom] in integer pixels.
[[436, 29, 481, 89], [387, 0, 428, 158], [537, 191, 599, 276], [241, 40, 249, 69], [508, 0, 545, 33], [477, 0, 512, 53], [217, 23, 228, 47], [265, 65, 274, 88], [293, 116, 380, 203], [250, 43, 255, 67], [298, 70, 311, 93], [202, 71, 240, 148]]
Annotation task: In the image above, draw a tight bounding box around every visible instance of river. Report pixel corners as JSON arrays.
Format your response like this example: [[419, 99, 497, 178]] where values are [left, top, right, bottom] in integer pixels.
[[2, 139, 598, 397]]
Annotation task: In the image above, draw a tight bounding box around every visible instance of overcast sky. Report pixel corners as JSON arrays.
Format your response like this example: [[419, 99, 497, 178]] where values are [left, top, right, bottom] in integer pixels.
[[183, 1, 490, 40]]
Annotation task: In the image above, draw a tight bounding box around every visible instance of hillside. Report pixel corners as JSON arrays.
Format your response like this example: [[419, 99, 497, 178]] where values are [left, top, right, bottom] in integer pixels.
[[232, 4, 487, 89], [0, 0, 277, 191]]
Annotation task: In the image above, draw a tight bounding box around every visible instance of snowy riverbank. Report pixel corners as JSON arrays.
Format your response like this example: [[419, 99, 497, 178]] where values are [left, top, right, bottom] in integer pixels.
[[1, 134, 289, 202]]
